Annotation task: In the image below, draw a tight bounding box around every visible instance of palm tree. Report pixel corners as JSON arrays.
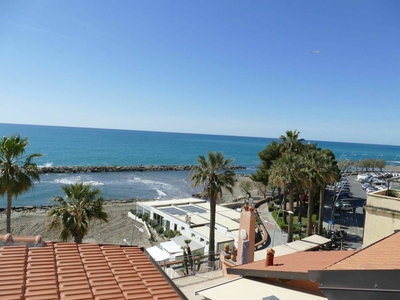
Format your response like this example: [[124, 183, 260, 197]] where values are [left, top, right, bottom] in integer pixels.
[[190, 151, 235, 268], [316, 150, 339, 235], [47, 183, 108, 243], [302, 149, 320, 236], [0, 135, 42, 233], [279, 130, 304, 154], [269, 153, 303, 242]]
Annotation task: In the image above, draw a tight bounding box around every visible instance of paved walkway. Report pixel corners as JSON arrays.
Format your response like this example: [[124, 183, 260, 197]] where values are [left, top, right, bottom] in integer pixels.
[[256, 202, 289, 247]]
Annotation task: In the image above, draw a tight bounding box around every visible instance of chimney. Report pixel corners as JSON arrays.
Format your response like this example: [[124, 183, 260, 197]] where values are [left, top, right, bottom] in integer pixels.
[[266, 248, 275, 266], [237, 205, 256, 264]]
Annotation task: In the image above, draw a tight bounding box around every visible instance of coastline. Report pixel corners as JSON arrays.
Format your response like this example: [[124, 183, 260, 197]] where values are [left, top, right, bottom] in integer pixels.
[[2, 166, 398, 246], [0, 176, 254, 246], [38, 165, 246, 174]]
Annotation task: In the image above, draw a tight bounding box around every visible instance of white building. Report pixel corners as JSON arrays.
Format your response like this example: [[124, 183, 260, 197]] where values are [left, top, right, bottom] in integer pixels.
[[136, 198, 241, 253]]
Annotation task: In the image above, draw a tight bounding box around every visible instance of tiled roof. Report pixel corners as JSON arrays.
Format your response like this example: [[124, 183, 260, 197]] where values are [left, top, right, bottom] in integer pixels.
[[0, 240, 182, 300], [326, 230, 400, 270], [229, 251, 356, 278]]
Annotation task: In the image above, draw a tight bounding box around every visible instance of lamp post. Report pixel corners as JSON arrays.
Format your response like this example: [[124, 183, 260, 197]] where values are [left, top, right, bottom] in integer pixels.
[[124, 224, 145, 246], [393, 153, 400, 168], [271, 209, 294, 247], [374, 154, 383, 172], [357, 153, 367, 172]]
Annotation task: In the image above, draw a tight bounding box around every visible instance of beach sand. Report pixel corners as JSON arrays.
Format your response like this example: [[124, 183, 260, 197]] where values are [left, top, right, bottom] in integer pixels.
[[0, 176, 255, 246]]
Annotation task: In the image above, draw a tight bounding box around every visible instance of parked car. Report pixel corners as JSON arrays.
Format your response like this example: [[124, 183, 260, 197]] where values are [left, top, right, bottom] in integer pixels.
[[340, 204, 353, 212], [334, 201, 351, 211], [362, 183, 372, 190], [337, 190, 350, 198], [366, 187, 378, 193]]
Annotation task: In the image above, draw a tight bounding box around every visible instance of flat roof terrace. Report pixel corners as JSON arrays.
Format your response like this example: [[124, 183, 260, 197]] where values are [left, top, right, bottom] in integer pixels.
[[192, 226, 234, 244], [138, 198, 206, 208], [194, 212, 240, 231], [176, 214, 210, 226]]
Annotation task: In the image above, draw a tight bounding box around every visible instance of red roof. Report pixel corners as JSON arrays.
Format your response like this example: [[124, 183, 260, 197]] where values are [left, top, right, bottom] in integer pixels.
[[0, 239, 182, 300], [326, 230, 400, 270]]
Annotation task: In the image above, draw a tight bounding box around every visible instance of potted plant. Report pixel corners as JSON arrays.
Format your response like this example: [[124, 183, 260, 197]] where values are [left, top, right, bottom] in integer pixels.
[[223, 243, 231, 259], [224, 243, 230, 253], [231, 246, 237, 262]]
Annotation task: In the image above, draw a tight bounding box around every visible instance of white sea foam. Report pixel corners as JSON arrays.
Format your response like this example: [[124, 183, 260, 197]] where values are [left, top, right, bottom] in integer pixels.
[[53, 176, 82, 185], [156, 189, 167, 197], [85, 180, 104, 186], [38, 162, 53, 168], [52, 176, 104, 186]]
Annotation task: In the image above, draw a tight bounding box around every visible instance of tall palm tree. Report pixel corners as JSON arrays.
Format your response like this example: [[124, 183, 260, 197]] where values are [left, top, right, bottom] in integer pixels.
[[302, 149, 320, 236], [47, 183, 108, 243], [316, 150, 339, 235], [190, 151, 235, 268], [269, 153, 303, 243], [0, 135, 42, 233], [279, 130, 304, 154]]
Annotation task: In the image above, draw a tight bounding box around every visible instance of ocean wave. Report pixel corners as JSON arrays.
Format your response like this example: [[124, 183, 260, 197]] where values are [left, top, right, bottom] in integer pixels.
[[156, 189, 167, 197], [127, 176, 190, 198], [53, 176, 82, 185], [38, 162, 53, 168], [52, 176, 104, 186]]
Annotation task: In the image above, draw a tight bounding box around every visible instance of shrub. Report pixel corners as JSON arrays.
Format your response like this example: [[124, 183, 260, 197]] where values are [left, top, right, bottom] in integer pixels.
[[142, 214, 149, 222], [268, 202, 275, 212], [149, 220, 158, 228], [164, 229, 174, 239], [156, 226, 164, 234]]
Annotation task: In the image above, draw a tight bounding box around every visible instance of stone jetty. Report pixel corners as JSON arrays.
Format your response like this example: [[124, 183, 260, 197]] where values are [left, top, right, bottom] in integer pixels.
[[38, 165, 246, 174]]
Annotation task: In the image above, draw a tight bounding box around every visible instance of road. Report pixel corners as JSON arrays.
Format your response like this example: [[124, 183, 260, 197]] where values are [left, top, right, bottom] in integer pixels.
[[257, 174, 366, 250], [323, 175, 366, 249]]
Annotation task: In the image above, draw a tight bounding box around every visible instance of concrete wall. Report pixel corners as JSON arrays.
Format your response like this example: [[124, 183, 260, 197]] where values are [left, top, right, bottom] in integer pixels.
[[364, 190, 400, 246]]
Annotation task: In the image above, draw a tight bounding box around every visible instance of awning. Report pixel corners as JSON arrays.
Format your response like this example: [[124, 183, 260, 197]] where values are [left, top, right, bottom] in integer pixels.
[[195, 278, 326, 300], [254, 235, 331, 261], [146, 246, 170, 262]]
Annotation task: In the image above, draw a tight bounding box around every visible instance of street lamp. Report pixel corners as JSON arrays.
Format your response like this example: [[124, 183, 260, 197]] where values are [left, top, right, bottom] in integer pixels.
[[357, 153, 367, 172], [124, 224, 145, 246], [374, 154, 383, 172], [393, 153, 400, 167], [272, 209, 294, 247]]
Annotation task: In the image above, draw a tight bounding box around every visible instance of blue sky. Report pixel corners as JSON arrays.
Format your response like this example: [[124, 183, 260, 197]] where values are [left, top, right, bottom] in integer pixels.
[[1, 1, 400, 145]]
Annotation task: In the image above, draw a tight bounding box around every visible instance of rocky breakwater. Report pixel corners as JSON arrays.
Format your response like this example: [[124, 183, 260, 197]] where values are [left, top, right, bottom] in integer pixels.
[[38, 165, 246, 174]]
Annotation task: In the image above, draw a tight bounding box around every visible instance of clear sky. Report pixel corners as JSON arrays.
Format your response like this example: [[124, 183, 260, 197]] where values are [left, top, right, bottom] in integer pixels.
[[1, 1, 400, 145]]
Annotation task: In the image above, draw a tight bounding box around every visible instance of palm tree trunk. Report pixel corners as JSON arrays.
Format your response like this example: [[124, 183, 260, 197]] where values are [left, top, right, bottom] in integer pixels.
[[74, 234, 83, 244], [297, 189, 303, 224], [287, 188, 294, 242], [318, 184, 326, 235], [306, 187, 314, 236], [208, 196, 216, 269], [283, 187, 288, 224], [6, 193, 12, 233]]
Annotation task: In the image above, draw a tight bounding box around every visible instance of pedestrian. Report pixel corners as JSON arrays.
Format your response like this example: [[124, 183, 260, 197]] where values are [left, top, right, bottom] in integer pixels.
[[352, 206, 356, 214]]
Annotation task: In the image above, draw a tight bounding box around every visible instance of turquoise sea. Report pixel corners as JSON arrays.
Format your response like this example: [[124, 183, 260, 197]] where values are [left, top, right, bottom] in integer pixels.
[[1, 123, 400, 207]]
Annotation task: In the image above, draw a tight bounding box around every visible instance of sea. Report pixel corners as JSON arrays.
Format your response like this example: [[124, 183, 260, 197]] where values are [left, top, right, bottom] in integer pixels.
[[1, 123, 400, 208]]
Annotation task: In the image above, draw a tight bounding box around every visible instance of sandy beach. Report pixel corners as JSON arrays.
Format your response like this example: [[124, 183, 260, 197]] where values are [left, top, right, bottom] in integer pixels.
[[0, 176, 255, 247]]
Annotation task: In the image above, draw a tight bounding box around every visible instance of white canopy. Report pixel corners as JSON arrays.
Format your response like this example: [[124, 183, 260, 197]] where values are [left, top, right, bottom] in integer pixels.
[[146, 246, 170, 262]]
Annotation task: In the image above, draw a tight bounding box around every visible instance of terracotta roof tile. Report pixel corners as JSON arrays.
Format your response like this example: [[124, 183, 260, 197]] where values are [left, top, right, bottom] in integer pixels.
[[0, 237, 183, 300], [327, 231, 400, 270]]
